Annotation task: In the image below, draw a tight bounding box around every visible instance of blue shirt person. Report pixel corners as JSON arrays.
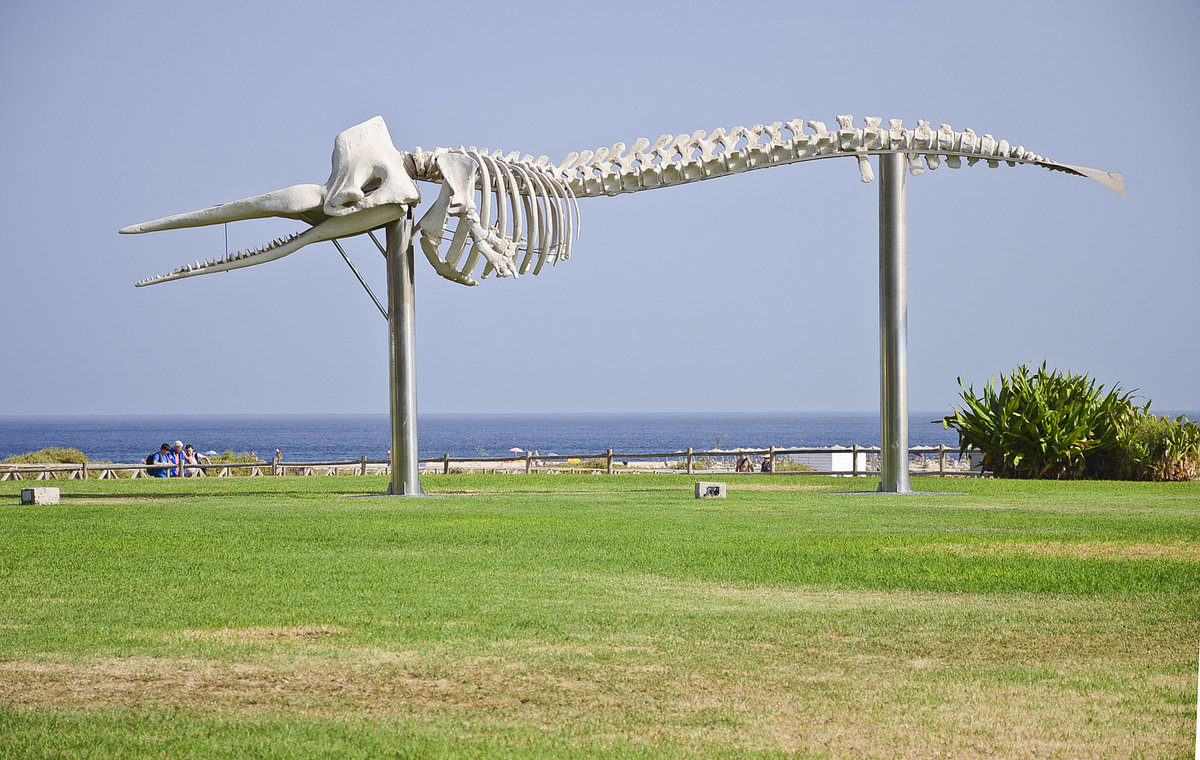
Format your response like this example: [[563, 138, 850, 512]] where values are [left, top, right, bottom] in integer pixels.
[[151, 443, 175, 478]]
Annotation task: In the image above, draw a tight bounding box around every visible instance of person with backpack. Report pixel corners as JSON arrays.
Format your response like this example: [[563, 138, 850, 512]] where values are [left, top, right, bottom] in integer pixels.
[[146, 443, 173, 478]]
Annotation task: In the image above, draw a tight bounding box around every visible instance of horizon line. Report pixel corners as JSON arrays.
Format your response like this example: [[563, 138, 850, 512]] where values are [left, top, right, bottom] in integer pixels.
[[4, 407, 1199, 419]]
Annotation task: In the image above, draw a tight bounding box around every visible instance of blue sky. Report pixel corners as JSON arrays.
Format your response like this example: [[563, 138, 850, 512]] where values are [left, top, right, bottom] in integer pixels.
[[1, 0, 1196, 416]]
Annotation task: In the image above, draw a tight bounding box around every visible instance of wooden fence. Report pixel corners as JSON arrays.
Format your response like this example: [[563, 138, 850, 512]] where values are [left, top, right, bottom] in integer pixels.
[[1, 446, 981, 481]]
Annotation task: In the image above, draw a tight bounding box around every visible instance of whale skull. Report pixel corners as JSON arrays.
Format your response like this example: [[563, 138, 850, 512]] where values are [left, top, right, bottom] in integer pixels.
[[122, 116, 421, 286]]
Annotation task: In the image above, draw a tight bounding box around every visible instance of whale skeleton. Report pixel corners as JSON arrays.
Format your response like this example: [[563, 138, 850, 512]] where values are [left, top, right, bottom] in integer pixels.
[[123, 114, 1122, 291]]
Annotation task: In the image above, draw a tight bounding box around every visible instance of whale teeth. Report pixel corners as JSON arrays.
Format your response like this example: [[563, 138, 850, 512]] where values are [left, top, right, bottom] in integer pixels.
[[138, 226, 309, 286]]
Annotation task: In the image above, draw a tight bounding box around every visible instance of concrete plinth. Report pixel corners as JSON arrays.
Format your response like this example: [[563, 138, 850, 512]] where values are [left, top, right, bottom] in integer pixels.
[[695, 482, 727, 499], [21, 487, 60, 505]]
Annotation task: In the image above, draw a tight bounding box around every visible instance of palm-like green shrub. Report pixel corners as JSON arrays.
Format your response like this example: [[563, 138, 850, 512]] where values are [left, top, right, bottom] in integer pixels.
[[941, 363, 1139, 479]]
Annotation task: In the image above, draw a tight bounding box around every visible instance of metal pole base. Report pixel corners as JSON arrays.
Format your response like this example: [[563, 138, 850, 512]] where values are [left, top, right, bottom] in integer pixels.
[[386, 482, 426, 497], [385, 214, 426, 497], [878, 153, 913, 494]]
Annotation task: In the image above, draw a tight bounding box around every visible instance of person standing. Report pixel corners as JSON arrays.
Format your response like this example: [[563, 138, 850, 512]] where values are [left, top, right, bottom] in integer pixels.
[[172, 441, 184, 477]]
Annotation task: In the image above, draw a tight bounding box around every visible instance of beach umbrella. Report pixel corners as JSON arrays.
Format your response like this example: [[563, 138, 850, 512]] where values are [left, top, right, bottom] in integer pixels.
[[509, 447, 524, 453]]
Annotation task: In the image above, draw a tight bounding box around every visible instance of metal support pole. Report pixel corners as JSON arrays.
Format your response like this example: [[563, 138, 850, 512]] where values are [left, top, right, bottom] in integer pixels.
[[878, 153, 913, 494], [385, 213, 424, 496]]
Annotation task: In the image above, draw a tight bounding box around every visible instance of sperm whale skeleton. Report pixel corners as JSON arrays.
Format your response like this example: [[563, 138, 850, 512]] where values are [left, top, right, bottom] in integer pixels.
[[122, 115, 1122, 494], [124, 115, 1122, 289]]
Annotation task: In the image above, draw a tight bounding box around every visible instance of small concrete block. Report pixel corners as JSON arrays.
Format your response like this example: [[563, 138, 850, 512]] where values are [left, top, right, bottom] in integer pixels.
[[695, 481, 726, 499], [21, 487, 60, 505]]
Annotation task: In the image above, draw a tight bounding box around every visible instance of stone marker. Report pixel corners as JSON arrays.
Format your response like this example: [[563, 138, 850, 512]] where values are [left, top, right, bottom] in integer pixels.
[[695, 482, 726, 499], [21, 487, 60, 505]]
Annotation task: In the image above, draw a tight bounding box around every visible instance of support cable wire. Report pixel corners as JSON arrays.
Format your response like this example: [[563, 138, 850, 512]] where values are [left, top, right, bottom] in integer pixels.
[[331, 239, 388, 320], [368, 229, 387, 258]]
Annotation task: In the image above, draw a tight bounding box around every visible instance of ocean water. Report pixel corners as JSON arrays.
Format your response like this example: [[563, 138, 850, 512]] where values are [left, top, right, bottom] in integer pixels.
[[0, 411, 973, 464], [5, 410, 1196, 464]]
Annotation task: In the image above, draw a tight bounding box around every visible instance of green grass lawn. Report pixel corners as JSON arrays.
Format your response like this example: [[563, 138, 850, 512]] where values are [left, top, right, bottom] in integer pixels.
[[1, 474, 1197, 758]]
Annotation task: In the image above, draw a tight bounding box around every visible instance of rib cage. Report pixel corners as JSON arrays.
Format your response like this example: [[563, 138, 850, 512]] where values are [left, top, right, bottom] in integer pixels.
[[408, 147, 579, 286]]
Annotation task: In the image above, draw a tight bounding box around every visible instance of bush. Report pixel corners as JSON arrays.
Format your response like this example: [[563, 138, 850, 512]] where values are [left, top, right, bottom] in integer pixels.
[[207, 450, 260, 464], [942, 363, 1198, 481], [577, 458, 613, 470], [669, 457, 718, 470], [772, 457, 816, 473], [1117, 411, 1200, 482], [205, 450, 263, 477], [2, 447, 89, 465], [942, 363, 1139, 479]]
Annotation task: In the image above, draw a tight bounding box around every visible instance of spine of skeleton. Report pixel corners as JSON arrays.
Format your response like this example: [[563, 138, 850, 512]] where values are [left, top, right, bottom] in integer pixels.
[[545, 116, 1123, 197]]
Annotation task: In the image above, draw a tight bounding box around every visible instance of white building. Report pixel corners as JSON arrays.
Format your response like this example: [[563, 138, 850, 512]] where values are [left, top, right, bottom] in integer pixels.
[[789, 449, 869, 473]]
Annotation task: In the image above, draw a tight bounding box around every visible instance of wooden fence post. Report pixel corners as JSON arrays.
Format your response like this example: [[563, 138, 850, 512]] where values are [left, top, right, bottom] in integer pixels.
[[361, 456, 368, 476], [443, 453, 450, 474], [687, 448, 693, 475], [525, 452, 532, 474], [938, 444, 946, 477], [852, 445, 859, 477], [606, 449, 613, 475]]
